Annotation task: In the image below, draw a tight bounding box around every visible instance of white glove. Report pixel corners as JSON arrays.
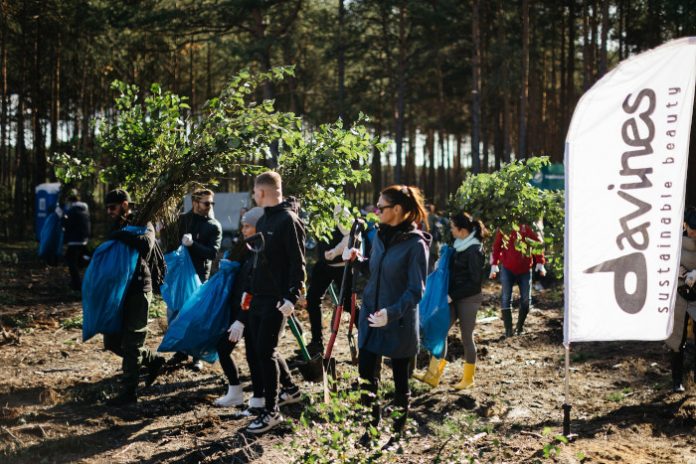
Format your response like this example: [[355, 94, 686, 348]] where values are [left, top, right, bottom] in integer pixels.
[[489, 264, 500, 279], [227, 320, 244, 343], [686, 270, 696, 287], [277, 299, 295, 317], [182, 233, 193, 247], [342, 247, 360, 262], [535, 263, 547, 276], [368, 309, 388, 328], [55, 206, 63, 217]]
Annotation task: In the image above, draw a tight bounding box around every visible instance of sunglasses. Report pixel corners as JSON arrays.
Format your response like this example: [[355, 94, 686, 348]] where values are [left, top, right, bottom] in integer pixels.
[[197, 201, 215, 207], [376, 204, 395, 214]]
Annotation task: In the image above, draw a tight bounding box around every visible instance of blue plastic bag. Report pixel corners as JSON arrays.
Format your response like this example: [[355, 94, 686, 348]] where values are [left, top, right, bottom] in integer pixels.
[[419, 245, 454, 358], [160, 246, 202, 321], [158, 260, 240, 363], [81, 226, 146, 342], [38, 211, 64, 259]]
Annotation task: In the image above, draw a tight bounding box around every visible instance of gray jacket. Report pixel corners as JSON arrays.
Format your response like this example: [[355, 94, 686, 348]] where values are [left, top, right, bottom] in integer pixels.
[[358, 224, 431, 358]]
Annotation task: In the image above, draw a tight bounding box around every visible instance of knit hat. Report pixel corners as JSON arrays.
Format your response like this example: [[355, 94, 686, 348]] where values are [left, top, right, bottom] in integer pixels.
[[241, 207, 264, 227]]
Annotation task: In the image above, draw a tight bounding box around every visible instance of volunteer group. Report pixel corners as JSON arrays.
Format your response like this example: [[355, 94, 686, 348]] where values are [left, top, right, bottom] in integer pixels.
[[57, 171, 696, 444]]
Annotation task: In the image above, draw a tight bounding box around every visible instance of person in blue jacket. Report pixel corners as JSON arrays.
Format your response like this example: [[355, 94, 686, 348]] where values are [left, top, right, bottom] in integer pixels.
[[344, 185, 431, 448]]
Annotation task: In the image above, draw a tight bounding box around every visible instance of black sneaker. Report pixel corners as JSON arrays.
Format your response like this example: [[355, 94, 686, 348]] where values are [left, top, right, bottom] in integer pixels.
[[278, 385, 302, 406], [107, 390, 137, 406], [245, 410, 283, 434], [145, 356, 165, 387], [168, 352, 188, 366]]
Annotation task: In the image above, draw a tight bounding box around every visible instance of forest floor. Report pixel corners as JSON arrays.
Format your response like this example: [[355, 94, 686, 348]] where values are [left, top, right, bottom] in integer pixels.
[[1, 241, 696, 464]]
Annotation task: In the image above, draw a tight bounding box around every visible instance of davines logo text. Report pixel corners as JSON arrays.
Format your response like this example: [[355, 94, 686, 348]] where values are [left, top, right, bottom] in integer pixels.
[[584, 89, 656, 314]]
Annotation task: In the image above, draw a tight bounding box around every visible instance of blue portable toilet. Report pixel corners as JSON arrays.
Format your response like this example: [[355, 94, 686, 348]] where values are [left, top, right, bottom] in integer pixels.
[[35, 182, 61, 240]]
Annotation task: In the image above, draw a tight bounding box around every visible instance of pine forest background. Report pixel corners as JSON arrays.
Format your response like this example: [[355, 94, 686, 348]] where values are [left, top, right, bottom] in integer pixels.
[[1, 0, 696, 239]]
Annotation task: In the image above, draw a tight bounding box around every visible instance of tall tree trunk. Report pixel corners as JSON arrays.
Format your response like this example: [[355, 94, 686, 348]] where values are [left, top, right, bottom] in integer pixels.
[[518, 0, 529, 159], [0, 0, 7, 185], [32, 14, 46, 187], [50, 31, 61, 162], [599, 0, 608, 76], [427, 129, 435, 200], [206, 40, 212, 101], [337, 0, 345, 119], [565, 0, 576, 133], [371, 131, 382, 203], [394, 1, 407, 184], [14, 14, 27, 237], [189, 35, 196, 112], [471, 0, 482, 173]]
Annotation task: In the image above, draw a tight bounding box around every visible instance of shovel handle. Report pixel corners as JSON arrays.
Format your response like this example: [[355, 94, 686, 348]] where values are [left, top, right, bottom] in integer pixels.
[[288, 316, 311, 362]]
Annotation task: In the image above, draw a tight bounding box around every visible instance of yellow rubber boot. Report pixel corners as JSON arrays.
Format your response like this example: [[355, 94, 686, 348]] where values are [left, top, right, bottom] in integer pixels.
[[414, 357, 447, 387], [412, 356, 436, 381], [453, 362, 476, 390]]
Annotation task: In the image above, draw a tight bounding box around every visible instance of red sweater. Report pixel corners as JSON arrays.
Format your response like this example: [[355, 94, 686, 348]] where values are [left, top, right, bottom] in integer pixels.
[[490, 225, 545, 275]]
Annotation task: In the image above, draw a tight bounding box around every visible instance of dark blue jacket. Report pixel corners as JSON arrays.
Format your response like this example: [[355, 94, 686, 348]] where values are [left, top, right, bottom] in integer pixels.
[[357, 223, 430, 358], [62, 202, 90, 245]]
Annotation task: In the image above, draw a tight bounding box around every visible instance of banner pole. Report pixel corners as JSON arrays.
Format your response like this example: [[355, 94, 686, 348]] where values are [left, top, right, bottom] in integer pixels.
[[562, 344, 572, 437]]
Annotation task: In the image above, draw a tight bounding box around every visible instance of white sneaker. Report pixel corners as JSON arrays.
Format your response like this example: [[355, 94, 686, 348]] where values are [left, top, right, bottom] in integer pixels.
[[278, 386, 301, 406], [192, 359, 204, 371], [214, 385, 244, 407], [246, 410, 283, 434]]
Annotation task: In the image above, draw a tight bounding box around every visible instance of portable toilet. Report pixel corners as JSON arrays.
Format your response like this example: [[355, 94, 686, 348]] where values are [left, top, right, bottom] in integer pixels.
[[35, 182, 61, 240]]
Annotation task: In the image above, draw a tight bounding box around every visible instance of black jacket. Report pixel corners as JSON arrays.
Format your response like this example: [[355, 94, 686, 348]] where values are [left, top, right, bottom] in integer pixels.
[[448, 244, 485, 301], [228, 242, 254, 325], [109, 215, 156, 294], [62, 202, 90, 245], [250, 201, 306, 305], [177, 210, 222, 282]]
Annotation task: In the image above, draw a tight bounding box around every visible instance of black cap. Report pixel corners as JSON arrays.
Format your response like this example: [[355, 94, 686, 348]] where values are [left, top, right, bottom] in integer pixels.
[[105, 189, 132, 205]]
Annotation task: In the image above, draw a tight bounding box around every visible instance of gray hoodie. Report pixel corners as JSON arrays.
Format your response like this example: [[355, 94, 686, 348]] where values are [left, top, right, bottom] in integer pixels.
[[358, 223, 431, 358]]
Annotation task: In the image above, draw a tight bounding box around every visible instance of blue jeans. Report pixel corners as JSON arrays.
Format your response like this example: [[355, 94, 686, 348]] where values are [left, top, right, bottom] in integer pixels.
[[500, 266, 531, 313]]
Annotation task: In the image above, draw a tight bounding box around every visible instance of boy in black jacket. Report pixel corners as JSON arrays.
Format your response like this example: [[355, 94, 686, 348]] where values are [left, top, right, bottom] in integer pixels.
[[245, 171, 305, 434]]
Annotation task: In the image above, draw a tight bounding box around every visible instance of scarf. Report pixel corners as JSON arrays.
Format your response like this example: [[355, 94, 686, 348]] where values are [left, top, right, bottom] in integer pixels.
[[453, 233, 480, 252]]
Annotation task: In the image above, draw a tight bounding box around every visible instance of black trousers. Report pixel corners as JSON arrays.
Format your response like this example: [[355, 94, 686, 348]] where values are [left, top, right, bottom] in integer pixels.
[[104, 291, 158, 392], [248, 297, 296, 411], [306, 261, 352, 344], [358, 349, 411, 431], [66, 244, 88, 291], [216, 336, 240, 386]]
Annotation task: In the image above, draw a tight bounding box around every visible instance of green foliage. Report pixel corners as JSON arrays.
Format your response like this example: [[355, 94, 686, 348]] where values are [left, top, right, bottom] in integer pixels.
[[50, 152, 97, 186], [55, 67, 379, 237], [60, 316, 83, 330], [278, 115, 382, 241], [451, 156, 565, 278], [541, 427, 568, 459]]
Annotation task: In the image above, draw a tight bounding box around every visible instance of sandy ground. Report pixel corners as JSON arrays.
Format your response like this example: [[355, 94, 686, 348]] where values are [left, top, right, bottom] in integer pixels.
[[1, 241, 696, 463]]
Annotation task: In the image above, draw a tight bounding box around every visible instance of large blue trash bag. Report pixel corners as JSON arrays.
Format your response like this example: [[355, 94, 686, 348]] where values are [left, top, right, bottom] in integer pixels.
[[160, 246, 202, 321], [38, 211, 64, 259], [81, 226, 146, 342], [158, 260, 240, 363], [419, 245, 454, 358]]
